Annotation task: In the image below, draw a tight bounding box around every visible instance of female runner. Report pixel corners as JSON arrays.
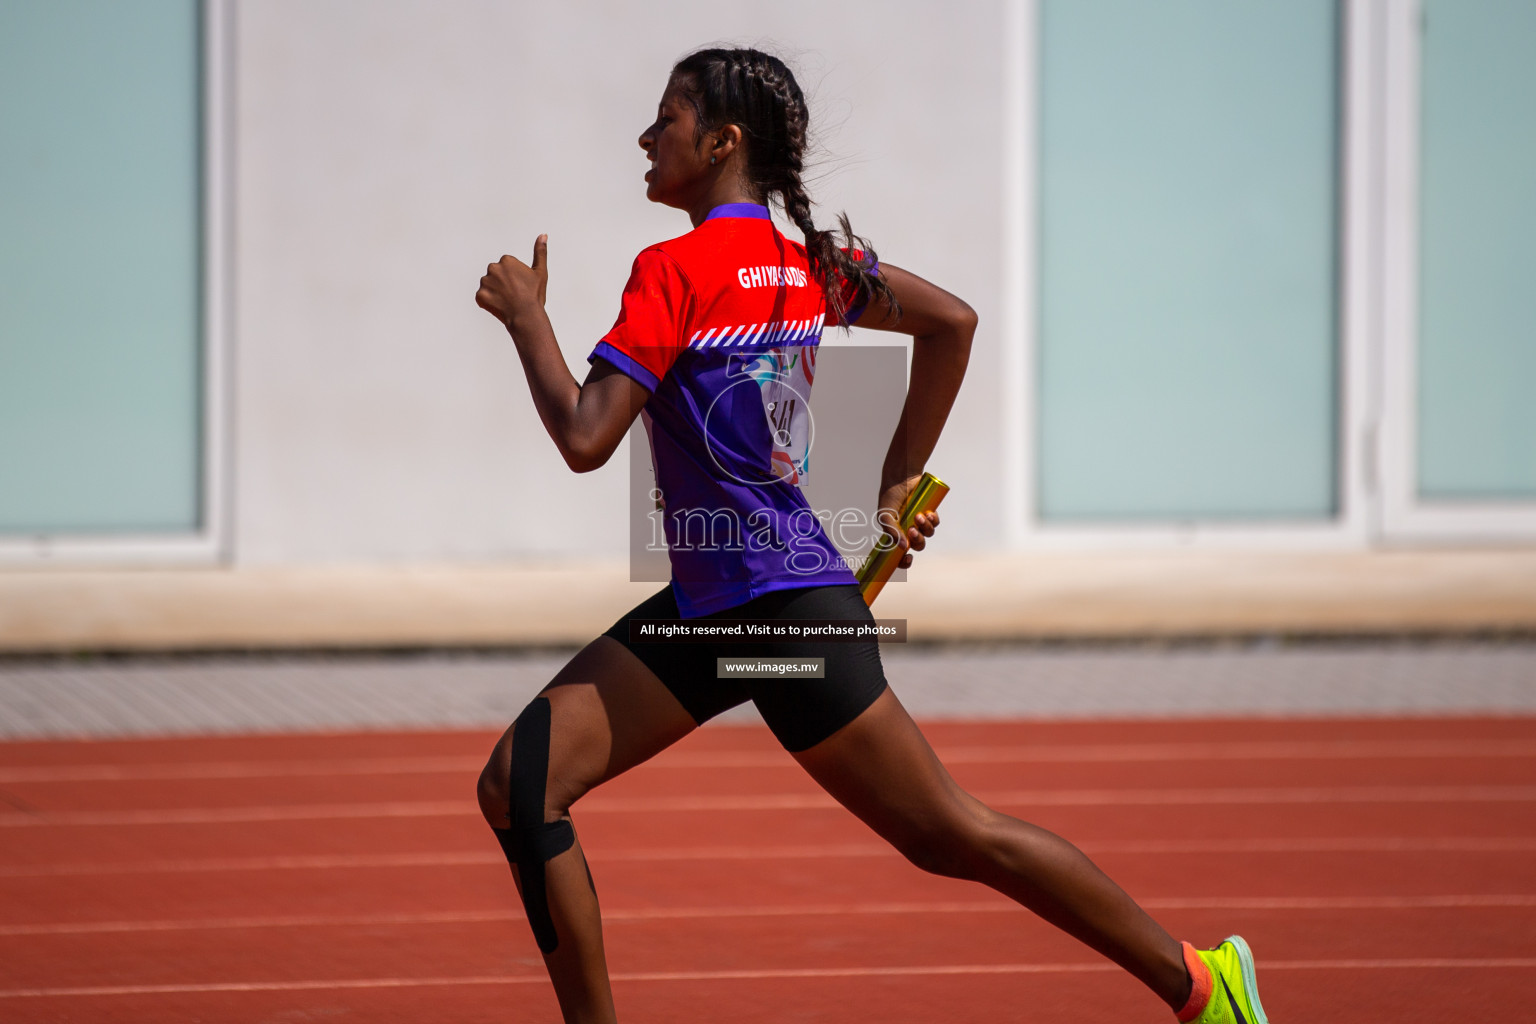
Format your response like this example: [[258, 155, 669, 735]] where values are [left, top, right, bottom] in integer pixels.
[[474, 47, 1268, 1024]]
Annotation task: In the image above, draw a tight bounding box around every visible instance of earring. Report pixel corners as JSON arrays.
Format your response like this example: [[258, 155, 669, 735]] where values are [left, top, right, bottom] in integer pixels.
[[711, 156, 717, 164]]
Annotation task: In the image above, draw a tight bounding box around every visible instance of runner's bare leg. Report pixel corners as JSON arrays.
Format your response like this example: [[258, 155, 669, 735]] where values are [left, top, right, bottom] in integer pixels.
[[792, 688, 1192, 1009], [478, 638, 697, 1024]]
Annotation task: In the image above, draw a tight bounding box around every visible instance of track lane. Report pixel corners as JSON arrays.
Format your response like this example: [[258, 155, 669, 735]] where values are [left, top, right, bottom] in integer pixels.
[[1, 717, 1532, 1022], [5, 902, 1535, 992]]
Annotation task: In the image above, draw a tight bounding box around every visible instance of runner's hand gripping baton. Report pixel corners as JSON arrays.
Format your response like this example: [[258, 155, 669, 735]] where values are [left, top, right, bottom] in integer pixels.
[[856, 472, 949, 606]]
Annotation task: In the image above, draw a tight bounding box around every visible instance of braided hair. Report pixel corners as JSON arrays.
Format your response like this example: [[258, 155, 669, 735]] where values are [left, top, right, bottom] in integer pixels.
[[671, 47, 899, 326]]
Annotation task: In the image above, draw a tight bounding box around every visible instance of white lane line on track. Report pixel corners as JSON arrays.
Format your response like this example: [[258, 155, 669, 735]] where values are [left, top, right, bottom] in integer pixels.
[[5, 739, 1534, 782], [661, 739, 1536, 768], [0, 757, 483, 783], [5, 785, 1536, 826], [4, 958, 1536, 998], [6, 836, 1536, 877], [578, 786, 1536, 813], [4, 894, 1534, 937]]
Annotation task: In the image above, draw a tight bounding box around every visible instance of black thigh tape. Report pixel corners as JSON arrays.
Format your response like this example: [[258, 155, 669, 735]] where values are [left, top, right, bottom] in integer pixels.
[[492, 696, 575, 954]]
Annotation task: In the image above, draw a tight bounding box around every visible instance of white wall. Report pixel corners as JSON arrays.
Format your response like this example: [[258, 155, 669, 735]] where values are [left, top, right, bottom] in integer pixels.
[[232, 0, 1011, 565]]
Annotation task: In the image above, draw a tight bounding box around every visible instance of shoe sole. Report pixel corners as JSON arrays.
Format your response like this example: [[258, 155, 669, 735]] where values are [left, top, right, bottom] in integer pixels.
[[1224, 935, 1270, 1024]]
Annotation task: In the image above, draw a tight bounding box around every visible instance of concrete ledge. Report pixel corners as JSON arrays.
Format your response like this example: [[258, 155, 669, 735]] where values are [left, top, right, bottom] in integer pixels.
[[2, 550, 1536, 652], [879, 549, 1536, 640], [0, 563, 658, 652]]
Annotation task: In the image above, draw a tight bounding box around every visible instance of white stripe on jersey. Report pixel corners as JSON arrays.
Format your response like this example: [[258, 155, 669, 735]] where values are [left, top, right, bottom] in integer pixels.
[[686, 315, 830, 351]]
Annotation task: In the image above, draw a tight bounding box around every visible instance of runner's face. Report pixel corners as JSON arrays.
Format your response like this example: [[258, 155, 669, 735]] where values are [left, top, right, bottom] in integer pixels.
[[639, 77, 713, 207]]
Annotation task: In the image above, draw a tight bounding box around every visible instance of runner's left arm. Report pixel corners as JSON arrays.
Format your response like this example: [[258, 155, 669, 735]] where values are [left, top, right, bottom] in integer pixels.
[[851, 263, 976, 567]]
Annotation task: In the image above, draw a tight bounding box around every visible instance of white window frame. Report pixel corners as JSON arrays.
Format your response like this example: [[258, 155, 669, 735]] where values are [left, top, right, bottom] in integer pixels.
[[0, 0, 232, 567], [1378, 0, 1536, 542], [1004, 0, 1382, 551]]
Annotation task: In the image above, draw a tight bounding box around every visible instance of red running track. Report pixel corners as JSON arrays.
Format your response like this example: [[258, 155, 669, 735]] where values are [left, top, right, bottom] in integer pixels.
[[2, 716, 1534, 1022]]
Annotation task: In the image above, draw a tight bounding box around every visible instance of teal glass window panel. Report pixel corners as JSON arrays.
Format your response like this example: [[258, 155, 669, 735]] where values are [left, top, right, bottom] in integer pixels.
[[1417, 0, 1536, 501], [1038, 0, 1338, 521], [0, 0, 201, 534]]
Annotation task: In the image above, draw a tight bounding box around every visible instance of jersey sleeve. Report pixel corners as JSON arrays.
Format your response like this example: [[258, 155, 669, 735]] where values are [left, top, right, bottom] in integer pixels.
[[588, 249, 693, 392], [832, 247, 881, 326]]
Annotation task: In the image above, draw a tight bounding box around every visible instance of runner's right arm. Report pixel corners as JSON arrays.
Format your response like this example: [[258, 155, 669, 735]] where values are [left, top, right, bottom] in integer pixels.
[[477, 237, 651, 473]]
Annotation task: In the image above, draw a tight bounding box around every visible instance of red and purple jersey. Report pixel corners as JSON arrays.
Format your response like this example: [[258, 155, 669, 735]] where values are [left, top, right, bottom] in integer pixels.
[[589, 203, 876, 617]]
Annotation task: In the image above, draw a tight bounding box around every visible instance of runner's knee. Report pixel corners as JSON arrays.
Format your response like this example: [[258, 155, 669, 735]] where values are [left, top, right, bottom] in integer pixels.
[[895, 831, 971, 879], [476, 746, 512, 827], [888, 803, 997, 880], [482, 696, 583, 954], [476, 707, 582, 829]]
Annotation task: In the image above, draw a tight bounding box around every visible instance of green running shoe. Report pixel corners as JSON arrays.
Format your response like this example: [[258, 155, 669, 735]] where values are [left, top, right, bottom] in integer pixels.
[[1191, 936, 1269, 1024]]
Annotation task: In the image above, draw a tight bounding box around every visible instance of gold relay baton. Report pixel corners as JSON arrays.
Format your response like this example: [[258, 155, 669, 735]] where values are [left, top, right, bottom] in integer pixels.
[[856, 472, 949, 606]]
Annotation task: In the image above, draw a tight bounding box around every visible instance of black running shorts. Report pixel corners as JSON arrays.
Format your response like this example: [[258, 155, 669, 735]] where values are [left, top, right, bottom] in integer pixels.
[[602, 583, 889, 752]]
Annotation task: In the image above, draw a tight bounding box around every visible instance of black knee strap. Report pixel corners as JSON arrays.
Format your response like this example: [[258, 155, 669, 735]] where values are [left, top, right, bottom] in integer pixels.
[[491, 696, 575, 954]]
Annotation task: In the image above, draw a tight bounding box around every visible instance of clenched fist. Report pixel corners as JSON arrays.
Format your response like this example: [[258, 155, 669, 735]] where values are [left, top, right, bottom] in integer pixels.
[[876, 474, 940, 570], [476, 234, 549, 329]]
